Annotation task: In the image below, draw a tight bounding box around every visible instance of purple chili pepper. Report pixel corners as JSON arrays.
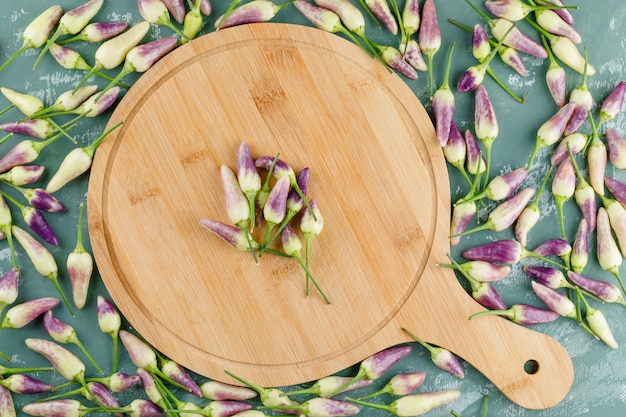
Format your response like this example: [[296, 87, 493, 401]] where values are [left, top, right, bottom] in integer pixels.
[[463, 167, 528, 203], [470, 280, 508, 310], [536, 0, 574, 25], [456, 188, 535, 236], [200, 219, 259, 252], [0, 165, 45, 186], [470, 303, 559, 325], [606, 128, 626, 169], [402, 328, 465, 378], [263, 176, 290, 226], [22, 206, 59, 246], [550, 133, 586, 166], [348, 391, 461, 416], [531, 281, 576, 319], [200, 380, 257, 400], [567, 271, 626, 306], [401, 0, 421, 47], [378, 45, 418, 80], [0, 385, 13, 417], [471, 23, 490, 62], [443, 121, 468, 180], [359, 371, 425, 399], [161, 359, 202, 397], [432, 42, 456, 146], [0, 268, 19, 315], [0, 297, 59, 329], [449, 199, 476, 246], [570, 218, 589, 274], [96, 296, 121, 373], [274, 398, 360, 417], [237, 142, 262, 229], [403, 40, 427, 72], [0, 374, 54, 395], [17, 187, 65, 213], [567, 148, 597, 232], [60, 21, 129, 44], [442, 260, 511, 283], [485, 0, 576, 22], [43, 311, 103, 374], [527, 102, 577, 169], [22, 399, 89, 417], [601, 195, 626, 258], [89, 372, 140, 393], [599, 81, 626, 126], [87, 382, 121, 414], [552, 158, 576, 239], [536, 9, 581, 45], [463, 239, 523, 264], [564, 59, 593, 136], [127, 399, 164, 417], [0, 119, 55, 140], [324, 345, 413, 398], [542, 34, 567, 107], [523, 265, 573, 289], [419, 0, 441, 96], [365, 0, 398, 35], [286, 168, 310, 216], [464, 129, 486, 175], [530, 238, 572, 265], [137, 368, 167, 409], [283, 376, 372, 399], [596, 207, 625, 293], [605, 176, 626, 208], [162, 0, 186, 24], [197, 400, 253, 417], [474, 85, 498, 185], [216, 0, 290, 29]]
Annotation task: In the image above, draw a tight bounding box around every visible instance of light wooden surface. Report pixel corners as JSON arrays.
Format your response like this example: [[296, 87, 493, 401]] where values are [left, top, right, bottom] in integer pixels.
[[88, 23, 573, 409]]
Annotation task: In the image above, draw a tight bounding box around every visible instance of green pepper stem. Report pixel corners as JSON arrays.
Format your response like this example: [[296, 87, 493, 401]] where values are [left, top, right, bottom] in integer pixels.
[[293, 252, 330, 304]]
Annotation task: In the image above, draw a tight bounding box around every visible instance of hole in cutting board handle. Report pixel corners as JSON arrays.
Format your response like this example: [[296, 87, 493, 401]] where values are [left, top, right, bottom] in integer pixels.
[[524, 359, 539, 375]]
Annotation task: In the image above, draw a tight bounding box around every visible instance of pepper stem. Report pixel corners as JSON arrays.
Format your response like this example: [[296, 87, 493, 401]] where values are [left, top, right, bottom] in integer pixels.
[[401, 327, 437, 355], [355, 0, 382, 28], [323, 369, 366, 399], [85, 120, 124, 155], [224, 370, 266, 396], [485, 67, 525, 103], [449, 221, 491, 238], [529, 166, 553, 210], [293, 252, 330, 304], [95, 65, 133, 102], [555, 196, 567, 239], [441, 42, 456, 90], [468, 308, 512, 320], [0, 45, 31, 72], [0, 365, 53, 374], [73, 64, 101, 93], [51, 278, 76, 317], [73, 337, 104, 374], [216, 0, 242, 31], [346, 397, 392, 413], [111, 333, 119, 373]]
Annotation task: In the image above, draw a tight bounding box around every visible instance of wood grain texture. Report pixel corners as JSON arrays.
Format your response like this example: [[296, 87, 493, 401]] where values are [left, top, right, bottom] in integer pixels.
[[88, 23, 573, 409]]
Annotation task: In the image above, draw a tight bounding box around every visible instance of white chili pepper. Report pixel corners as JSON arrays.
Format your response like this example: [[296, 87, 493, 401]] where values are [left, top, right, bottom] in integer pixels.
[[0, 298, 59, 329], [96, 296, 121, 373], [137, 0, 188, 39], [11, 224, 73, 318], [577, 288, 618, 349], [0, 5, 63, 72], [348, 390, 461, 416], [200, 380, 257, 401], [67, 203, 93, 310], [25, 338, 87, 383]]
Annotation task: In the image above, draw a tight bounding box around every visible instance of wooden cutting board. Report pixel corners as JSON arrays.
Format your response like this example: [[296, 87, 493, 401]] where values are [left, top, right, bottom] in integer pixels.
[[88, 23, 573, 410]]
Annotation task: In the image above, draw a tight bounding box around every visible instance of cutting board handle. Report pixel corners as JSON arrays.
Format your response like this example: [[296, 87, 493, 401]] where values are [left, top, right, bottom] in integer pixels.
[[396, 261, 574, 410]]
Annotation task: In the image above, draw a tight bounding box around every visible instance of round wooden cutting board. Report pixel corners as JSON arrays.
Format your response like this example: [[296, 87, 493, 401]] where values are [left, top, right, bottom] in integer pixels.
[[88, 23, 573, 410]]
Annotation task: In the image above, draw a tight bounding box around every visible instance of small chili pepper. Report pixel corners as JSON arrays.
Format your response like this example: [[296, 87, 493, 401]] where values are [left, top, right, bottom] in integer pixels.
[[358, 372, 425, 399], [564, 51, 593, 136], [224, 370, 300, 411], [550, 133, 586, 166], [599, 81, 626, 126], [605, 176, 626, 208], [484, 0, 577, 22], [162, 0, 187, 24], [596, 207, 626, 294], [464, 130, 486, 175], [137, 0, 188, 39], [272, 398, 360, 417], [183, 0, 205, 42], [59, 21, 129, 44], [66, 203, 92, 310], [0, 119, 57, 141], [25, 338, 86, 384], [363, 0, 398, 35], [577, 288, 618, 349], [42, 310, 103, 374], [474, 85, 498, 187], [161, 359, 202, 397], [96, 296, 122, 373], [0, 374, 54, 395], [375, 44, 418, 79], [530, 238, 571, 267], [600, 195, 626, 258], [137, 368, 169, 410], [22, 399, 89, 417], [347, 390, 460, 417], [462, 239, 563, 267], [449, 197, 477, 246], [570, 219, 589, 274], [432, 42, 456, 146], [446, 254, 507, 310], [515, 166, 551, 247], [200, 380, 257, 401], [460, 167, 528, 203], [45, 121, 123, 193], [418, 0, 441, 96], [236, 142, 261, 231], [402, 328, 464, 378], [531, 281, 576, 319], [587, 116, 607, 196], [527, 102, 576, 169], [216, 0, 291, 30], [470, 303, 559, 325], [1, 190, 58, 246], [0, 165, 45, 186], [542, 35, 566, 107], [0, 297, 59, 329], [0, 197, 15, 271], [0, 5, 63, 71], [535, 9, 581, 44], [552, 158, 576, 239], [536, 0, 574, 24], [605, 128, 626, 169], [524, 265, 574, 289], [443, 121, 470, 185], [400, 0, 421, 50], [200, 219, 259, 252], [282, 376, 372, 399], [403, 40, 427, 72], [438, 260, 511, 283], [568, 271, 626, 306], [0, 269, 19, 316], [12, 225, 73, 316], [567, 146, 597, 232], [87, 372, 140, 393]]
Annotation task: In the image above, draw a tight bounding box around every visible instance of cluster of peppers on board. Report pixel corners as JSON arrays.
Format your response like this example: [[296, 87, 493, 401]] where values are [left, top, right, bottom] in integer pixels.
[[0, 0, 624, 417]]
